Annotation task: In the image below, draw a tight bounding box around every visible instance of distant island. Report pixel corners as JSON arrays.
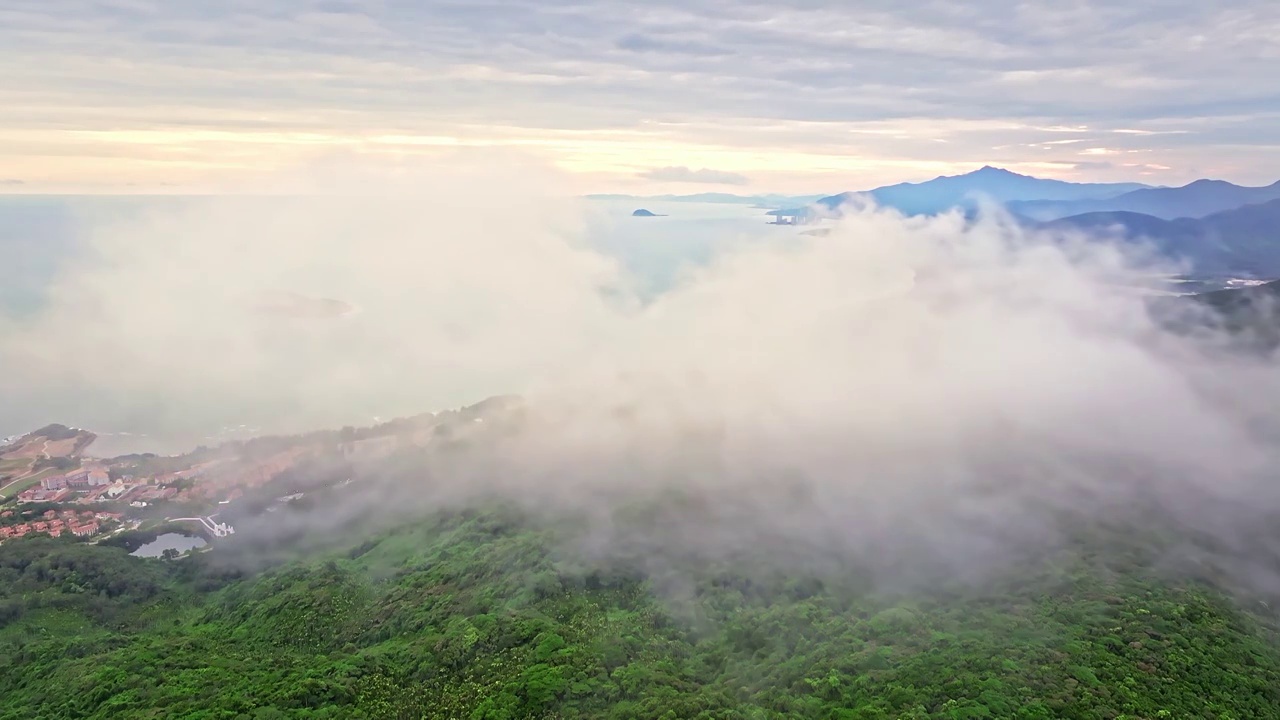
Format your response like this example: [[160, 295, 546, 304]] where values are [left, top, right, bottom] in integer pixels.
[[587, 192, 825, 209], [632, 208, 664, 217]]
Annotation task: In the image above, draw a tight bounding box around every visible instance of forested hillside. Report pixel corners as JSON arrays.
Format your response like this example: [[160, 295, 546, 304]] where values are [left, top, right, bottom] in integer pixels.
[[2, 507, 1279, 719]]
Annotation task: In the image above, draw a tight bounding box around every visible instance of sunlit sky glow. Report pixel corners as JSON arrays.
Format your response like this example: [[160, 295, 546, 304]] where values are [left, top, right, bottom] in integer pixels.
[[3, 0, 1280, 193]]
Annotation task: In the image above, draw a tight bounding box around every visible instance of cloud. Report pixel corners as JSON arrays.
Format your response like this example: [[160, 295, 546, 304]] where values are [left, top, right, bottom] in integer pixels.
[[1062, 161, 1116, 170], [638, 166, 750, 185], [0, 179, 24, 185], [2, 1, 1280, 187], [616, 32, 728, 57], [6, 155, 1280, 594]]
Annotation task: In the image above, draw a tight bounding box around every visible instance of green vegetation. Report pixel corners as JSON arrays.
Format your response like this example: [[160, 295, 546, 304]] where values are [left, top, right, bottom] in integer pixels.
[[32, 454, 77, 472], [0, 468, 60, 501], [1, 510, 1279, 719], [0, 476, 40, 501], [27, 424, 85, 443], [0, 458, 29, 474]]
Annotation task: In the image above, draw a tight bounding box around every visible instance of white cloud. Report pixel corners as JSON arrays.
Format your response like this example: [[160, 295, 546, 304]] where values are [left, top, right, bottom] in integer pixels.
[[6, 164, 1280, 590], [638, 166, 750, 185], [2, 0, 1280, 188]]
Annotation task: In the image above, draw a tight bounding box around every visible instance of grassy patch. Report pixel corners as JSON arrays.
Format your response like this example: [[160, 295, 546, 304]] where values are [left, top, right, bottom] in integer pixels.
[[0, 459, 30, 474], [0, 471, 53, 500], [0, 467, 66, 499]]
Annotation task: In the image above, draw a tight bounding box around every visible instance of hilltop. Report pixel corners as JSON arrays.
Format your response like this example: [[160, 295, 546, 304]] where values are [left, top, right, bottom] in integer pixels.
[[0, 423, 96, 459], [0, 424, 98, 503]]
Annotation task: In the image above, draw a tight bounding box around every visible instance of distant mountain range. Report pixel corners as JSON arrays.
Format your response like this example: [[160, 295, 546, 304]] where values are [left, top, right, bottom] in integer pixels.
[[1011, 179, 1280, 221], [770, 167, 1280, 223], [1040, 199, 1280, 278], [760, 166, 1280, 279], [591, 166, 1280, 279], [769, 167, 1151, 219]]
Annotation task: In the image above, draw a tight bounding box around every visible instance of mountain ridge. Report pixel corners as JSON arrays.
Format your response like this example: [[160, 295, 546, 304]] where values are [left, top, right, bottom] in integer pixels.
[[1011, 178, 1280, 221], [1043, 198, 1280, 277], [770, 166, 1153, 219]]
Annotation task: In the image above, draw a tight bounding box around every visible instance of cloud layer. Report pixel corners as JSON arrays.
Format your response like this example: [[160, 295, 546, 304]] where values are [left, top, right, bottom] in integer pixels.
[[3, 0, 1280, 189], [30, 156, 1266, 598], [7, 156, 1280, 596]]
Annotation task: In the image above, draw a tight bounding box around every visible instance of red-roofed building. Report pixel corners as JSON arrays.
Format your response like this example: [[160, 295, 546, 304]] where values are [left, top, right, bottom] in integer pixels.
[[71, 522, 98, 537], [62, 467, 110, 490]]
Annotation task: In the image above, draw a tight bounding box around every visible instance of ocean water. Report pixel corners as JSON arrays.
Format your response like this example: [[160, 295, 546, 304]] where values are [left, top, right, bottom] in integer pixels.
[[583, 198, 799, 296]]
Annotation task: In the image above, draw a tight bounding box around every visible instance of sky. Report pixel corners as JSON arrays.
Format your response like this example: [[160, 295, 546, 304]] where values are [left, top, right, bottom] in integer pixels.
[[2, 0, 1280, 193]]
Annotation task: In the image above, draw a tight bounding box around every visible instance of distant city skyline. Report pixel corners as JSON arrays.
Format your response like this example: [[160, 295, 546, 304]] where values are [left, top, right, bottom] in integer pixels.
[[3, 1, 1279, 193]]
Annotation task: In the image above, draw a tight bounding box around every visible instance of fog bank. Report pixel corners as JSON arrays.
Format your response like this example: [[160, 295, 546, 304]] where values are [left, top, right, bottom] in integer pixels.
[[4, 157, 1280, 590]]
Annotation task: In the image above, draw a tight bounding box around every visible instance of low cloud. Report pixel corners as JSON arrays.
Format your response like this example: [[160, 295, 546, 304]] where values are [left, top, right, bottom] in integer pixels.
[[4, 1, 1280, 192], [5, 154, 1280, 594], [639, 166, 750, 185], [0, 179, 24, 186], [616, 32, 728, 58]]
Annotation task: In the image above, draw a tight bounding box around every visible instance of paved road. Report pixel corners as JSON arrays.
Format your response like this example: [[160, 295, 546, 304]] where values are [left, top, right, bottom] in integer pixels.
[[0, 440, 53, 496]]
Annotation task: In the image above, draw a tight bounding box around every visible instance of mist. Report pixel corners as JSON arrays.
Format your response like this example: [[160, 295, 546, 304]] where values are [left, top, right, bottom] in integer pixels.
[[4, 156, 1280, 592]]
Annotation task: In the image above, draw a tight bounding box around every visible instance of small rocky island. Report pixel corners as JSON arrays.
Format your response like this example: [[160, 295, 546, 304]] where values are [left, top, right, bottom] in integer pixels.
[[632, 208, 663, 217]]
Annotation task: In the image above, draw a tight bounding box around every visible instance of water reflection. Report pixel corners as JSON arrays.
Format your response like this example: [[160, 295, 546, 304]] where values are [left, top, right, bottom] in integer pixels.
[[130, 532, 207, 558]]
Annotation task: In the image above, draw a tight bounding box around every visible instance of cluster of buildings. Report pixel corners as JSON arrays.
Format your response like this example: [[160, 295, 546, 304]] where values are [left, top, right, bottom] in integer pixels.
[[17, 486, 76, 504], [2, 443, 315, 546], [41, 466, 111, 491], [12, 451, 302, 513], [16, 462, 218, 507], [171, 452, 300, 505], [16, 465, 112, 503], [0, 509, 122, 540]]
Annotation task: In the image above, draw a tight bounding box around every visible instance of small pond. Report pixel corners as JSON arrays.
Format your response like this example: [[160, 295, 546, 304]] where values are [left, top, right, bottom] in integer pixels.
[[130, 532, 208, 558]]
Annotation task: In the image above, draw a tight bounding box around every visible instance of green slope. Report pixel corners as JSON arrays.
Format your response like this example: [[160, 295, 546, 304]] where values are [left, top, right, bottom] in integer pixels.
[[1, 511, 1279, 719]]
